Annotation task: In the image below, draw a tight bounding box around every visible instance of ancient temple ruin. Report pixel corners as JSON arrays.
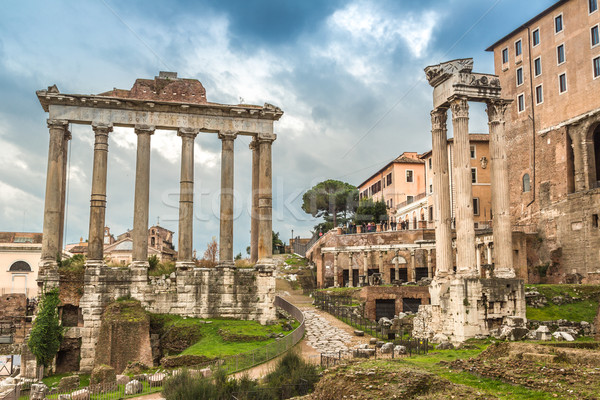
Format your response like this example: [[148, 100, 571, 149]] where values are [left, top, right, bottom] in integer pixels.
[[413, 59, 526, 342], [36, 72, 282, 372]]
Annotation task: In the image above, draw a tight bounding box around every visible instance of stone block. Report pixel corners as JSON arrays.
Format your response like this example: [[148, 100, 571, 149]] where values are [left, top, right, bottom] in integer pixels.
[[380, 342, 394, 354], [70, 388, 90, 400], [522, 353, 557, 363], [57, 375, 80, 392], [90, 364, 116, 385], [124, 380, 142, 395], [354, 330, 364, 336], [116, 375, 130, 385]]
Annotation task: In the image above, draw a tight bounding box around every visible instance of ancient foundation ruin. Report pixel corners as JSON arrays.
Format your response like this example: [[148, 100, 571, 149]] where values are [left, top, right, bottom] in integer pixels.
[[36, 72, 282, 372], [413, 59, 526, 342]]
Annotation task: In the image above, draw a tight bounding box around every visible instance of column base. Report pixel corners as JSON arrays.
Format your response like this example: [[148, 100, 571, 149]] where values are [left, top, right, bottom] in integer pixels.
[[176, 261, 195, 271], [494, 269, 516, 279], [217, 261, 235, 269], [84, 259, 105, 268], [131, 260, 150, 269]]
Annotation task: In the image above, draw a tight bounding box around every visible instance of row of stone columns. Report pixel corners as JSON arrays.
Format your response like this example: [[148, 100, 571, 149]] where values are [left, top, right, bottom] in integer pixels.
[[39, 120, 275, 273], [430, 97, 514, 278], [331, 249, 434, 287]]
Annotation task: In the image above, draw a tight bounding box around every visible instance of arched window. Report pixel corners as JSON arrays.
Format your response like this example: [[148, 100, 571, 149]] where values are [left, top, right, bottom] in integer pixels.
[[522, 173, 531, 192], [9, 261, 32, 272]]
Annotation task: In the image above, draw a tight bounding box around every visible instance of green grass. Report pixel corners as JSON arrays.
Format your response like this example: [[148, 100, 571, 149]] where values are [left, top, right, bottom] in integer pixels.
[[525, 284, 600, 322], [391, 348, 555, 399], [284, 254, 308, 267], [152, 314, 299, 358], [41, 373, 90, 389]]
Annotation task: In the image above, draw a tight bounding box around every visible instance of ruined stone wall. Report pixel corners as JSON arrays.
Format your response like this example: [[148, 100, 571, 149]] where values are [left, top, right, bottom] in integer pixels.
[[74, 265, 275, 372], [359, 286, 430, 321], [0, 294, 27, 345]]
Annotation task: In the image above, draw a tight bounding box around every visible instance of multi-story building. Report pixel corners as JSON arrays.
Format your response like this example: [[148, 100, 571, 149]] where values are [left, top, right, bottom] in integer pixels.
[[487, 0, 600, 282], [0, 232, 42, 297], [357, 152, 425, 212]]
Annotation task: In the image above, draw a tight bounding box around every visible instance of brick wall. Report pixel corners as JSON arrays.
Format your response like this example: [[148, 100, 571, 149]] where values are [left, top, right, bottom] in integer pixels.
[[359, 286, 430, 321]]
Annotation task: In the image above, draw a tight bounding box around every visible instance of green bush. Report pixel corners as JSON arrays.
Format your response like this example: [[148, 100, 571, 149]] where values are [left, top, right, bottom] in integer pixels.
[[28, 288, 65, 368], [263, 351, 319, 394]]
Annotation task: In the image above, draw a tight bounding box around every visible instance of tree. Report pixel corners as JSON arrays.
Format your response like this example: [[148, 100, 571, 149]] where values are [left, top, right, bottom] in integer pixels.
[[203, 236, 219, 267], [355, 199, 388, 224], [272, 231, 284, 253], [28, 288, 64, 369], [301, 180, 358, 228]]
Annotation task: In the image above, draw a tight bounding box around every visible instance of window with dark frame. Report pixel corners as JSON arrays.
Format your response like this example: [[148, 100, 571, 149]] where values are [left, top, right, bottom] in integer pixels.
[[523, 173, 531, 192], [473, 198, 480, 216], [428, 158, 432, 169], [594, 56, 600, 78], [557, 44, 565, 64], [387, 172, 392, 186], [592, 25, 599, 46], [535, 85, 543, 104], [532, 28, 540, 46], [471, 168, 477, 183], [518, 94, 525, 112], [559, 73, 567, 93], [470, 145, 476, 159], [534, 57, 542, 76], [591, 0, 598, 13], [406, 170, 413, 183], [515, 39, 522, 56], [516, 67, 523, 85], [555, 14, 563, 33], [502, 48, 509, 64]]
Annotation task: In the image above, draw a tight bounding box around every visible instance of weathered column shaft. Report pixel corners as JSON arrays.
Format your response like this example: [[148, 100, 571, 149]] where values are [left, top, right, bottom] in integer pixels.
[[486, 243, 493, 265], [177, 128, 199, 265], [58, 130, 70, 254], [487, 100, 515, 278], [348, 253, 354, 287], [132, 125, 154, 264], [394, 251, 399, 282], [333, 253, 339, 287], [476, 244, 482, 276], [87, 123, 112, 261], [451, 97, 477, 275], [363, 252, 368, 277], [250, 139, 260, 263], [427, 249, 433, 279], [41, 119, 69, 264], [257, 135, 276, 263], [410, 250, 416, 282], [219, 131, 237, 266], [430, 108, 453, 276]]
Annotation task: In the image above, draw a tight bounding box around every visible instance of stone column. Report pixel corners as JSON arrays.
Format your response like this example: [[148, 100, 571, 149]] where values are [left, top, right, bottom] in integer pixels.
[[257, 134, 276, 265], [450, 97, 476, 276], [409, 250, 416, 282], [486, 100, 515, 278], [394, 250, 400, 282], [40, 119, 69, 272], [430, 108, 453, 277], [132, 125, 155, 267], [218, 131, 237, 267], [476, 244, 482, 277], [333, 252, 339, 287], [378, 251, 384, 274], [250, 138, 260, 263], [58, 128, 71, 254], [362, 251, 368, 278], [427, 249, 433, 279], [86, 123, 112, 263], [177, 128, 199, 269], [486, 242, 493, 265], [348, 253, 354, 287]]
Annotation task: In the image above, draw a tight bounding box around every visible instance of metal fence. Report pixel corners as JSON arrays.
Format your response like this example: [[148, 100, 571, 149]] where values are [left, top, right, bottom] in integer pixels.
[[14, 379, 163, 400], [230, 377, 317, 400]]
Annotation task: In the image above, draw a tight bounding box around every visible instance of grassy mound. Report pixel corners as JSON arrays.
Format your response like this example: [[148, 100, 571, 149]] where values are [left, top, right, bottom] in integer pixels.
[[526, 284, 600, 322]]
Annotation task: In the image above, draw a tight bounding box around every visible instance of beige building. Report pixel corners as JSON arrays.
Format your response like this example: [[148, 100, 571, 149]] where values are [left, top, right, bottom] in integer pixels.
[[0, 232, 42, 298], [487, 0, 600, 282]]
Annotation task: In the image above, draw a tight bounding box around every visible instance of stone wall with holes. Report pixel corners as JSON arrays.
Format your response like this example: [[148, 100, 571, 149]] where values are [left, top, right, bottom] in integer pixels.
[[0, 294, 27, 345], [39, 265, 275, 373], [359, 286, 430, 321]]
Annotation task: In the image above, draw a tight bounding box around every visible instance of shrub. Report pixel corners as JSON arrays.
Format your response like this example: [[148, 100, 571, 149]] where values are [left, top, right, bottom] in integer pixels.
[[28, 288, 65, 368], [263, 350, 319, 395]]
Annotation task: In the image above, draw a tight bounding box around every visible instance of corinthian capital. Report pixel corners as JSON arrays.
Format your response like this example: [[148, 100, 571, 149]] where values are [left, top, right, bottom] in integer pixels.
[[218, 130, 238, 141], [177, 127, 200, 139], [91, 122, 113, 135], [47, 119, 69, 130], [450, 97, 469, 119], [134, 124, 155, 135], [486, 99, 511, 124], [430, 108, 448, 131]]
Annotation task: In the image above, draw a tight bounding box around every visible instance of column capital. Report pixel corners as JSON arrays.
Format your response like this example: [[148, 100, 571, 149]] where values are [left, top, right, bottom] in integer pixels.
[[64, 129, 72, 141], [485, 99, 511, 124], [91, 122, 113, 134], [47, 119, 69, 130], [430, 108, 448, 131], [177, 127, 200, 138], [218, 130, 238, 141], [134, 124, 155, 135], [249, 137, 260, 150], [256, 133, 277, 144], [449, 96, 469, 119]]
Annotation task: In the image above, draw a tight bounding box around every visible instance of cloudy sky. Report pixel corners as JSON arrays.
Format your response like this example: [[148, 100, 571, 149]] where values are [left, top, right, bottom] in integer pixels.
[[0, 0, 554, 257]]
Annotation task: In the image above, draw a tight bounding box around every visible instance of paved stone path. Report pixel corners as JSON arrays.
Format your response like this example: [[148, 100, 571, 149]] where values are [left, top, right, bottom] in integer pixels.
[[303, 309, 354, 355]]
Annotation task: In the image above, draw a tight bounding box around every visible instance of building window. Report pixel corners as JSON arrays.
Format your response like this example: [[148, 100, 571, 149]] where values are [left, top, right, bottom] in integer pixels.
[[516, 67, 524, 86], [534, 57, 542, 76], [517, 93, 525, 112], [515, 39, 522, 56], [429, 184, 433, 193], [473, 198, 480, 216], [591, 0, 598, 13], [502, 47, 509, 64], [9, 261, 32, 272], [407, 195, 414, 204], [535, 85, 543, 104], [532, 28, 540, 46], [428, 158, 432, 169], [557, 44, 565, 64], [389, 198, 393, 208], [592, 25, 599, 47], [555, 14, 563, 34], [559, 73, 567, 93], [470, 145, 476, 159], [406, 170, 413, 183], [523, 173, 531, 192], [471, 168, 477, 183], [386, 172, 392, 186], [429, 206, 433, 221], [594, 56, 600, 78]]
